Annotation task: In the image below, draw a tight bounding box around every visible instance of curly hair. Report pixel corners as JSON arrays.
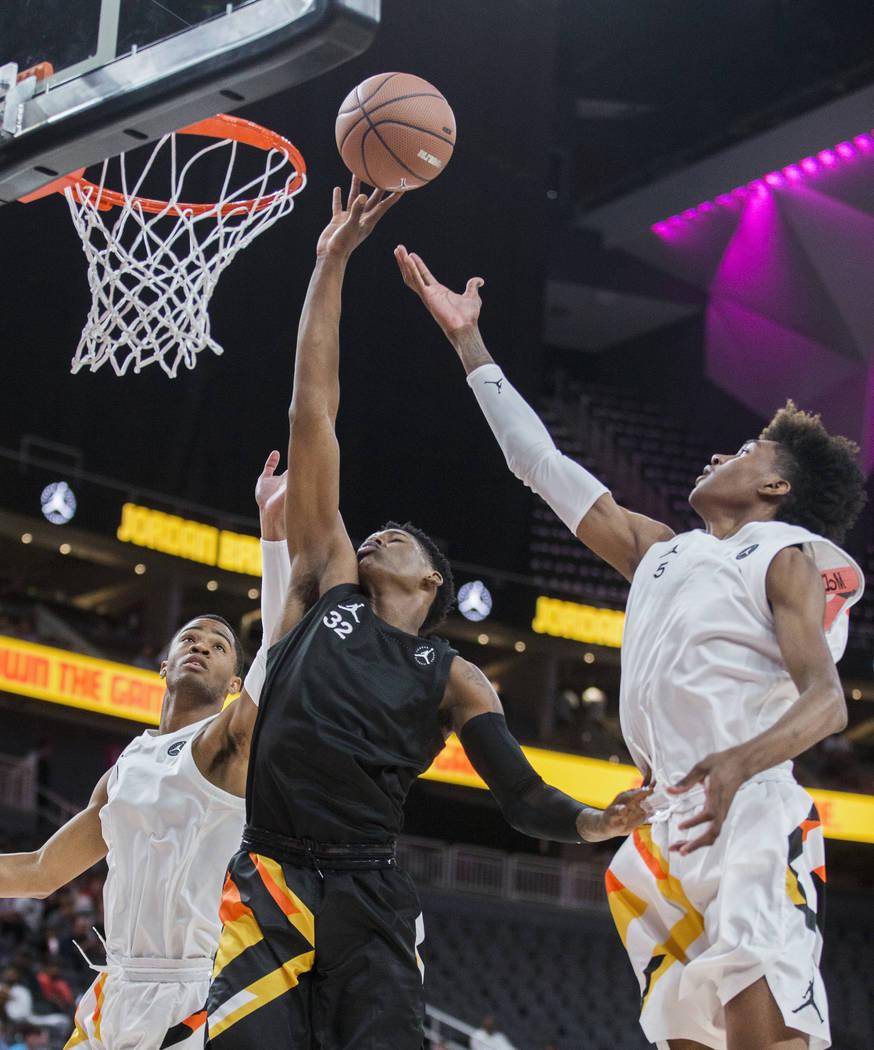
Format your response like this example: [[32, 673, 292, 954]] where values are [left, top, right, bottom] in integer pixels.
[[759, 400, 866, 544], [382, 520, 456, 633]]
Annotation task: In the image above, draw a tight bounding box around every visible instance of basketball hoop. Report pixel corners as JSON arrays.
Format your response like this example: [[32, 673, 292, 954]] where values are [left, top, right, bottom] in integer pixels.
[[21, 114, 306, 377]]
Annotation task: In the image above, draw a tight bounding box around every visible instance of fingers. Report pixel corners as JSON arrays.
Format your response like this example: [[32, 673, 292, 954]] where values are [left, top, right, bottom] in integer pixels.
[[345, 175, 361, 209], [331, 185, 342, 217], [670, 829, 717, 855], [464, 277, 485, 298], [261, 450, 281, 477], [676, 809, 713, 832], [393, 245, 424, 292], [666, 767, 706, 794]]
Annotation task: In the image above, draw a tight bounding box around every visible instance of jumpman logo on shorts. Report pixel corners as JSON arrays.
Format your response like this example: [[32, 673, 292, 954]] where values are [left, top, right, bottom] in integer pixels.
[[791, 978, 823, 1024]]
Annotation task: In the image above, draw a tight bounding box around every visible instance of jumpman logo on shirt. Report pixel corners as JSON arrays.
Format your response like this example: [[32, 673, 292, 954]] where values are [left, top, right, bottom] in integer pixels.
[[791, 978, 823, 1024], [484, 378, 504, 393]]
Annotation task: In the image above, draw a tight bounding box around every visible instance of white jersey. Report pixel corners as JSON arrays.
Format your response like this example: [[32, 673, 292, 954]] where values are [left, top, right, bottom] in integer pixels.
[[100, 713, 245, 963], [620, 520, 863, 797]]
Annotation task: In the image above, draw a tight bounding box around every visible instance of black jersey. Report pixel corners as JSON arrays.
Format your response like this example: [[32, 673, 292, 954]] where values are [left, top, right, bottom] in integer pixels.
[[247, 582, 456, 843]]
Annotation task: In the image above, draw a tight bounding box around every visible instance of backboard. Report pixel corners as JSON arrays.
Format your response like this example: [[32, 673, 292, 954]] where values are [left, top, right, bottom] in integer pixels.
[[0, 0, 380, 204]]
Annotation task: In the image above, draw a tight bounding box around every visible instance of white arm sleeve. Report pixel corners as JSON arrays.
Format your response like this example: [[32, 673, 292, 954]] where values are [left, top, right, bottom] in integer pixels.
[[466, 363, 609, 534], [242, 538, 291, 707]]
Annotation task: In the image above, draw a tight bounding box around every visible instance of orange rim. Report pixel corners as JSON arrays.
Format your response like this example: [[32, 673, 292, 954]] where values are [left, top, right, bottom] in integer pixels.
[[19, 113, 306, 215]]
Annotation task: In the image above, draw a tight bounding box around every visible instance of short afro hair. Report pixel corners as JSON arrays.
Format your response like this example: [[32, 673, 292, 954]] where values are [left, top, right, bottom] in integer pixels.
[[760, 400, 866, 544], [176, 614, 245, 676], [382, 520, 455, 633]]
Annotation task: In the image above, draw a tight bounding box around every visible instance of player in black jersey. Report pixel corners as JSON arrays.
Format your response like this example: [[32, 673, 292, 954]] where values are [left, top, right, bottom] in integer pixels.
[[204, 180, 652, 1050]]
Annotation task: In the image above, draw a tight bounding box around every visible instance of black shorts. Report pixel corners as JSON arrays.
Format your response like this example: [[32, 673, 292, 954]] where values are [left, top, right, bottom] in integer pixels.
[[205, 835, 425, 1050]]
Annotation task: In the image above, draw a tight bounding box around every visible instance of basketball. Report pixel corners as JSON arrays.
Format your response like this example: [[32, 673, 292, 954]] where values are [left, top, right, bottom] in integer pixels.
[[335, 72, 456, 191]]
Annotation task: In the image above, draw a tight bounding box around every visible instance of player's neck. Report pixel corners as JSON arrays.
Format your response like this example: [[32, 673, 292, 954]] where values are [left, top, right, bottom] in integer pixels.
[[157, 687, 221, 734], [701, 503, 776, 540], [366, 588, 426, 636]]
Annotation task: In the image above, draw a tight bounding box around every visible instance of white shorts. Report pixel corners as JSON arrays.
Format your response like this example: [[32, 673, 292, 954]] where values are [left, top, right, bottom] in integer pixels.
[[606, 777, 830, 1050], [64, 961, 211, 1050]]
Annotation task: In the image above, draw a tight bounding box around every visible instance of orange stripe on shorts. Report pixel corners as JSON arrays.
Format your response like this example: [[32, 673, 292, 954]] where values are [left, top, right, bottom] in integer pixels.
[[250, 852, 302, 918]]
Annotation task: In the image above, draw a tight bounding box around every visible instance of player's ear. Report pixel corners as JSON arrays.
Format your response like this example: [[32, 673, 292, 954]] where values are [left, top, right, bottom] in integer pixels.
[[159, 661, 168, 680], [426, 569, 443, 589], [759, 477, 790, 499], [228, 675, 242, 697]]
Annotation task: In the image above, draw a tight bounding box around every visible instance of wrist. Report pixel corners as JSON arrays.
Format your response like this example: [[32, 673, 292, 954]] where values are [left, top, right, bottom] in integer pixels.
[[449, 325, 494, 374], [575, 806, 601, 842]]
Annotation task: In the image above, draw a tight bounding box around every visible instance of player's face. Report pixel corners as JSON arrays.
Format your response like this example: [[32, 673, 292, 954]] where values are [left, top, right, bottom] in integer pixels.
[[161, 618, 240, 699], [689, 438, 784, 511], [356, 529, 439, 590]]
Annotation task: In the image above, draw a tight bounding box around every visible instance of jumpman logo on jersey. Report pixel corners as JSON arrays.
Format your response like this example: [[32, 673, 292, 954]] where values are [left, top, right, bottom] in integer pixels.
[[338, 602, 365, 623], [791, 978, 823, 1024], [653, 544, 680, 579], [484, 378, 504, 393]]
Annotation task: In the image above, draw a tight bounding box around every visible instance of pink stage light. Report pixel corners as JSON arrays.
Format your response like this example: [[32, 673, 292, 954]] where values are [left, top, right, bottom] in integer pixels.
[[652, 126, 874, 234]]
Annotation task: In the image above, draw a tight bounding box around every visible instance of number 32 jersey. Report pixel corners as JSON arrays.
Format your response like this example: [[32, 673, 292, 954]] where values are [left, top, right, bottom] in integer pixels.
[[247, 583, 457, 843]]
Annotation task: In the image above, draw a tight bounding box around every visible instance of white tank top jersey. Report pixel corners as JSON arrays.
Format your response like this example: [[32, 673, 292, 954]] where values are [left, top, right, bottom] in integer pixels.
[[620, 520, 864, 799], [99, 713, 245, 963]]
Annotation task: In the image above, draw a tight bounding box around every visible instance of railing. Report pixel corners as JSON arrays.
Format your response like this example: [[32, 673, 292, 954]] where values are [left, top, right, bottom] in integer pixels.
[[0, 751, 37, 812], [397, 836, 609, 913], [424, 1003, 477, 1050]]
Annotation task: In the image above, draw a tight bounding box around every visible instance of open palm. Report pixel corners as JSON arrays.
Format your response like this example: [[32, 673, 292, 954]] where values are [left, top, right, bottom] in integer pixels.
[[395, 246, 483, 337]]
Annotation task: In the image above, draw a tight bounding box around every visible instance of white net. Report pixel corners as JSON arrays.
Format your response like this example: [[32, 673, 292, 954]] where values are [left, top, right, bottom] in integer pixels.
[[65, 123, 306, 377]]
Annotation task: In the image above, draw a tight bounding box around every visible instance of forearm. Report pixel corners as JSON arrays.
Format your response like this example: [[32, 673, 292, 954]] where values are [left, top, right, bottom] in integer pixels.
[[460, 712, 583, 843], [464, 362, 609, 534], [290, 254, 348, 422], [733, 683, 846, 780], [0, 852, 58, 899]]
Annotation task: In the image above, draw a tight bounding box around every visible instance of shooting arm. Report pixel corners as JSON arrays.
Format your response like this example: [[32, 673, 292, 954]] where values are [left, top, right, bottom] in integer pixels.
[[0, 771, 109, 899], [393, 249, 672, 580]]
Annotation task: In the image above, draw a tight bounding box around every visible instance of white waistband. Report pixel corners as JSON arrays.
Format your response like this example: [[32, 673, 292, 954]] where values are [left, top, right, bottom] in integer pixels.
[[645, 767, 797, 824], [106, 953, 213, 983]]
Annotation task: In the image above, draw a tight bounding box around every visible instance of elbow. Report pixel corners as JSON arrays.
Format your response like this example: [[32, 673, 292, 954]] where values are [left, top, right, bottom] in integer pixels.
[[830, 688, 848, 735]]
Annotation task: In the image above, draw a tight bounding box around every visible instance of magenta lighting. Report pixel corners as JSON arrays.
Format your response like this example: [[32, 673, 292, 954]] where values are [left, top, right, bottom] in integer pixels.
[[651, 131, 874, 234]]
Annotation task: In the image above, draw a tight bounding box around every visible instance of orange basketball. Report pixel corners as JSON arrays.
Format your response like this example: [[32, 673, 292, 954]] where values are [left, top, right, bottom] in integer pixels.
[[335, 72, 456, 191]]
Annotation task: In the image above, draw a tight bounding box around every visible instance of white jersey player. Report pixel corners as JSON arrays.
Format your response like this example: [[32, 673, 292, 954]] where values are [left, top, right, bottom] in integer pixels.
[[396, 246, 867, 1050], [0, 453, 291, 1050]]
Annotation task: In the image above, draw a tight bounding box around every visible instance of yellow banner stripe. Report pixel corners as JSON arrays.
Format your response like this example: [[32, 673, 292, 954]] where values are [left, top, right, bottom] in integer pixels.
[[3, 634, 873, 845]]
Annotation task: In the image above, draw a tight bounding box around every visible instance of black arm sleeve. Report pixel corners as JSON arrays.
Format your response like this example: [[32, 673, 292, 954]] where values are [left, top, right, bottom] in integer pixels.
[[459, 712, 584, 843]]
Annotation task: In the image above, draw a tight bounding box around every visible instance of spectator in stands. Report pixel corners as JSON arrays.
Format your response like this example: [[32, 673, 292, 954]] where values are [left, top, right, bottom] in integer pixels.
[[7, 1023, 49, 1050], [469, 1014, 517, 1050], [0, 965, 68, 1038], [35, 961, 72, 1013]]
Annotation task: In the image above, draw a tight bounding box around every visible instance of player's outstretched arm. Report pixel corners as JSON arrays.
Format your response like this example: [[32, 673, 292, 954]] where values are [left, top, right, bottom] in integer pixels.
[[0, 770, 109, 899], [667, 546, 846, 854], [441, 656, 651, 842], [281, 180, 402, 627], [395, 247, 672, 580], [193, 451, 292, 796]]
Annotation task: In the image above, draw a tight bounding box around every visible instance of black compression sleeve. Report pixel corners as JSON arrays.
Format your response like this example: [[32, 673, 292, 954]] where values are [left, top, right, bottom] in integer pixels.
[[459, 712, 584, 843]]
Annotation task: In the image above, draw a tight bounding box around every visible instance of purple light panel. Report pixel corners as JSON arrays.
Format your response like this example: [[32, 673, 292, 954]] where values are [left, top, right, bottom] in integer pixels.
[[652, 130, 874, 232]]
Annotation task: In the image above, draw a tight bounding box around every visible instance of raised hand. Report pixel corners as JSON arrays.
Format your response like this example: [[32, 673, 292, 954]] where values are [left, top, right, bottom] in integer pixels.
[[316, 177, 403, 261], [576, 786, 654, 841], [395, 245, 484, 338], [255, 450, 287, 541]]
